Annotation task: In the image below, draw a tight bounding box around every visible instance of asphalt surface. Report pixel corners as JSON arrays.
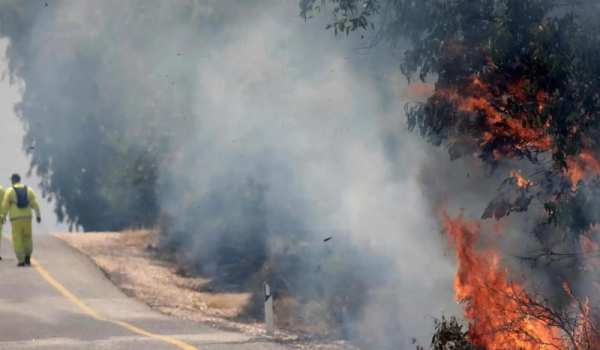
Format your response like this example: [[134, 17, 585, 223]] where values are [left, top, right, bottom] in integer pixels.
[[0, 235, 290, 350]]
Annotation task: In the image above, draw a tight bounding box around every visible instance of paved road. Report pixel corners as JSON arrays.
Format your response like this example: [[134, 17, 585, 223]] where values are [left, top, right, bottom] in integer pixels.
[[0, 235, 289, 350]]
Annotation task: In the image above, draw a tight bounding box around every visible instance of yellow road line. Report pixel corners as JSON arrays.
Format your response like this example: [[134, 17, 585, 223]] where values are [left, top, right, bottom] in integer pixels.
[[3, 234, 198, 350], [31, 258, 199, 350], [32, 260, 103, 320]]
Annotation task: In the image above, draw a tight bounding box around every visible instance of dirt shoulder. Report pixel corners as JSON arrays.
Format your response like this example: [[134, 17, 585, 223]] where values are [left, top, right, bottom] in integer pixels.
[[56, 231, 356, 350]]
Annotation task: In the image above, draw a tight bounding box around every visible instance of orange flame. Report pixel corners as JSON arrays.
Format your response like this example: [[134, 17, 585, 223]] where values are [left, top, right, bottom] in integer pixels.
[[566, 150, 600, 191], [511, 170, 532, 188], [564, 282, 600, 348], [437, 77, 552, 157], [442, 212, 564, 349], [436, 75, 600, 193]]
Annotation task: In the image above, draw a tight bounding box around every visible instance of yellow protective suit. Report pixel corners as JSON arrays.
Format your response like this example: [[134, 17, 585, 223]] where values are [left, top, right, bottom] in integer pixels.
[[1, 184, 40, 264], [11, 219, 32, 263]]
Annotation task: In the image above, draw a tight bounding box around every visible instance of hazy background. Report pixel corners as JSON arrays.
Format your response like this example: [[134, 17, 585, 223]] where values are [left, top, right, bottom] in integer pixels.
[[0, 38, 62, 232], [2, 1, 599, 349], [0, 2, 462, 348]]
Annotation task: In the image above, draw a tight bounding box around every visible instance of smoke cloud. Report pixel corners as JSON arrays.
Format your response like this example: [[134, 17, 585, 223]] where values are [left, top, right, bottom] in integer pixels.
[[0, 1, 462, 348]]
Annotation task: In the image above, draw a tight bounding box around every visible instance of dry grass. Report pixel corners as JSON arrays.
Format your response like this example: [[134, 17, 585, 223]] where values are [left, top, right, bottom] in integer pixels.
[[57, 231, 254, 324], [56, 231, 357, 350]]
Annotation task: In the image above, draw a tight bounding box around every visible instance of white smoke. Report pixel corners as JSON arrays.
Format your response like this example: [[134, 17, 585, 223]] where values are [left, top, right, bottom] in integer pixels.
[[162, 3, 458, 348], [0, 1, 459, 348]]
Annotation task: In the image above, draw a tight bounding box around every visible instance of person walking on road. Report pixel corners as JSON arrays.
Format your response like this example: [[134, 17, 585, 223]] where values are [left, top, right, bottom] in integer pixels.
[[1, 174, 41, 267]]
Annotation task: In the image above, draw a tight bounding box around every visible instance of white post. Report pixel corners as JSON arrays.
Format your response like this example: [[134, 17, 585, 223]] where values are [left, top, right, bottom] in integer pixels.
[[264, 282, 274, 336]]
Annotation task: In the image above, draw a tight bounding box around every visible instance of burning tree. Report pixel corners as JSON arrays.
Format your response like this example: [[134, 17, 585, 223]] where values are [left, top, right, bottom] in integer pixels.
[[302, 0, 600, 348]]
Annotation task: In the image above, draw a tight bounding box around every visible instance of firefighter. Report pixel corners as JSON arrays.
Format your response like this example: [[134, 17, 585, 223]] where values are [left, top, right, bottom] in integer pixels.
[[1, 174, 41, 267]]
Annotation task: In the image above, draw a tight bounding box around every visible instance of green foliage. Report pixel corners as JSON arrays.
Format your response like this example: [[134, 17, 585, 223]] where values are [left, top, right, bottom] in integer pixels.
[[308, 0, 600, 344], [300, 0, 379, 34], [305, 0, 600, 167], [0, 1, 195, 231], [21, 107, 164, 230], [404, 2, 598, 168], [309, 0, 600, 240]]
